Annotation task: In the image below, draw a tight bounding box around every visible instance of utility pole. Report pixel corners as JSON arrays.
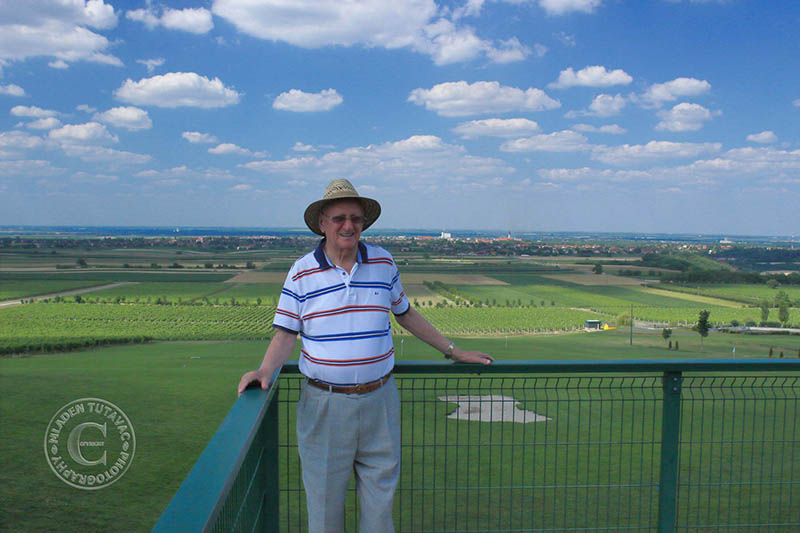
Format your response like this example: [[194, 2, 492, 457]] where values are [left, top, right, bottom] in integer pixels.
[[629, 304, 633, 346]]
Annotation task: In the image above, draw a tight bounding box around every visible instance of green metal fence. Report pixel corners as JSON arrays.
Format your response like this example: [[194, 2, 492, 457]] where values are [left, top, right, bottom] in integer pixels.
[[154, 360, 800, 532]]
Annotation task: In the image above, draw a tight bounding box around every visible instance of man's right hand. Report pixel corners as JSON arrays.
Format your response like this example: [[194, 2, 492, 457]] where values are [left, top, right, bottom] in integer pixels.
[[237, 368, 273, 397]]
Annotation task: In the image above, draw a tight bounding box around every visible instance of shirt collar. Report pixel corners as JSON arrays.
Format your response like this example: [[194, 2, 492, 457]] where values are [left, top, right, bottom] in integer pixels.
[[313, 238, 369, 268]]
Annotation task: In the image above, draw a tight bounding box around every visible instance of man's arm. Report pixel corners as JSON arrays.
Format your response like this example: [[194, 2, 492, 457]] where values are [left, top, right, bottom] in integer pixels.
[[395, 307, 493, 365], [237, 328, 298, 396]]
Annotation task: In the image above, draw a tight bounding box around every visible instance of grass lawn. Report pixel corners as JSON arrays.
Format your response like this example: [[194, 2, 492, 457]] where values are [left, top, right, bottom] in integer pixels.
[[2, 330, 798, 531]]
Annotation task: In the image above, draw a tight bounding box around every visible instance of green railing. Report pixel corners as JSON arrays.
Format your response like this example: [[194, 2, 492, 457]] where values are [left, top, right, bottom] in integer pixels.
[[154, 360, 800, 532]]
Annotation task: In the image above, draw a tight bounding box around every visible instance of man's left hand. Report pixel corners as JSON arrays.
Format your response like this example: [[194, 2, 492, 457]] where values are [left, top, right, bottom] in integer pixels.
[[452, 349, 493, 365]]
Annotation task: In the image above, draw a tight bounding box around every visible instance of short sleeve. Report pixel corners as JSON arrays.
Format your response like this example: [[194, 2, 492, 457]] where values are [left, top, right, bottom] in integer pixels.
[[273, 268, 302, 333], [390, 265, 410, 315]]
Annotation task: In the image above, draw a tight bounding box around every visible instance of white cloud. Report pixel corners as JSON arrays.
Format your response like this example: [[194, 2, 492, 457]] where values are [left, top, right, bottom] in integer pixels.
[[538, 0, 602, 15], [93, 106, 152, 131], [555, 32, 576, 46], [641, 77, 711, 107], [230, 184, 253, 191], [746, 130, 777, 144], [273, 89, 343, 112], [567, 93, 627, 118], [211, 0, 528, 65], [292, 142, 317, 152], [500, 130, 590, 152], [0, 84, 26, 97], [0, 159, 63, 176], [573, 123, 626, 134], [408, 81, 560, 117], [592, 141, 721, 165], [0, 0, 121, 67], [10, 105, 58, 118], [76, 104, 96, 113], [49, 59, 69, 69], [182, 131, 218, 144], [549, 66, 632, 89], [72, 171, 118, 182], [655, 103, 714, 132], [242, 135, 514, 187], [453, 118, 540, 139], [60, 144, 151, 164], [126, 7, 213, 34], [484, 37, 531, 64], [26, 117, 62, 130], [114, 72, 241, 108], [0, 130, 44, 155], [136, 58, 165, 73], [48, 122, 118, 144], [208, 143, 267, 157], [794, 98, 800, 108]]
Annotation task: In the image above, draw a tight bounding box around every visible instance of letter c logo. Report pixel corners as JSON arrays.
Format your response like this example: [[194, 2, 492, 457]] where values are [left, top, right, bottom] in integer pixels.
[[67, 422, 107, 466]]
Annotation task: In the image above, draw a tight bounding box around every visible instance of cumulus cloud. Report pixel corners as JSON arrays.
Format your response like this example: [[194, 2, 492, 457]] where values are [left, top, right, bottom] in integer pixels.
[[48, 122, 118, 144], [567, 93, 627, 118], [136, 58, 165, 73], [241, 135, 514, 188], [655, 103, 714, 132], [292, 142, 317, 152], [10, 105, 58, 118], [93, 106, 152, 130], [408, 81, 560, 117], [211, 0, 528, 65], [0, 130, 44, 156], [500, 130, 590, 152], [230, 184, 253, 191], [549, 66, 632, 89], [0, 0, 121, 67], [182, 131, 218, 144], [453, 118, 540, 139], [126, 6, 213, 34], [208, 143, 267, 157], [538, 0, 602, 15], [746, 130, 777, 144], [641, 77, 711, 107], [572, 123, 626, 134], [26, 117, 62, 130], [592, 140, 721, 165], [273, 89, 343, 112], [114, 72, 241, 108], [0, 84, 26, 97], [76, 104, 96, 113]]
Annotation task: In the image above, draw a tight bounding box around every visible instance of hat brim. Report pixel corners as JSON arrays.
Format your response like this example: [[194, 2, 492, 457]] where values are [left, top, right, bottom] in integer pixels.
[[304, 196, 381, 236]]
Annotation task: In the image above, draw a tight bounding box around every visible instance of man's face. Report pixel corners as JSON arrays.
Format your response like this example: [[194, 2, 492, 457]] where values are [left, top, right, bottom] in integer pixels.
[[319, 199, 364, 254]]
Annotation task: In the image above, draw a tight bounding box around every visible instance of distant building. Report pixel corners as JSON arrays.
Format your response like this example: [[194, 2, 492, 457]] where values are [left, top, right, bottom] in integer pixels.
[[440, 231, 452, 240]]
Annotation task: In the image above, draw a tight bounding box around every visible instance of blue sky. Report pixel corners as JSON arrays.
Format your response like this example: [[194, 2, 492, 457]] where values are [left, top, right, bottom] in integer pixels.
[[1, 0, 798, 235]]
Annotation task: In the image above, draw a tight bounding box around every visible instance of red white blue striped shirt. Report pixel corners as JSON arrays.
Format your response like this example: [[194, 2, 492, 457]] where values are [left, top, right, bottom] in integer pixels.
[[273, 240, 410, 385]]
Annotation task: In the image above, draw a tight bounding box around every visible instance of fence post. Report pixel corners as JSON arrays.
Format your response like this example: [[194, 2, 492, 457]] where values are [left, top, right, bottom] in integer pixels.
[[264, 386, 280, 532], [658, 371, 683, 532]]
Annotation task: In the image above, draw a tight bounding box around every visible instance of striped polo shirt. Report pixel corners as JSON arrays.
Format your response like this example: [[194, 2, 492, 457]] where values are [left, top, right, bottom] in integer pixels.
[[273, 239, 410, 385]]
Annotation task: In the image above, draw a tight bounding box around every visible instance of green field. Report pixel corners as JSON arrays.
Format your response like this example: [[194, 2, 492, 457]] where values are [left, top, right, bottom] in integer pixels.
[[2, 248, 799, 531], [0, 280, 105, 301], [3, 330, 800, 531]]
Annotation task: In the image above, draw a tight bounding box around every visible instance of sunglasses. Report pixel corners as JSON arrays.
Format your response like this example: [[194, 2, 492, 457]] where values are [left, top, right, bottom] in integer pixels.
[[322, 214, 365, 226]]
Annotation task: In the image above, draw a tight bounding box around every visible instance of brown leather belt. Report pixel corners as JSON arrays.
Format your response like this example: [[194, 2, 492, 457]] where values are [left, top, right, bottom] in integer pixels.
[[306, 372, 392, 395]]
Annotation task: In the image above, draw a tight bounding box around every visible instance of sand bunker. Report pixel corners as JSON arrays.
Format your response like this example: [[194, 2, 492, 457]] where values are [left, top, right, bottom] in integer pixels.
[[438, 395, 551, 423]]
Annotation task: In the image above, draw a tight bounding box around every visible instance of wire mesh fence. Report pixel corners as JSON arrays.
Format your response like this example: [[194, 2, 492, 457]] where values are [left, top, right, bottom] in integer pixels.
[[274, 370, 799, 532]]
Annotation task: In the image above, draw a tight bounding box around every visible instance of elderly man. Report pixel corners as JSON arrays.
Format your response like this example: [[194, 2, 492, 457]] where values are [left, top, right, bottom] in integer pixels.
[[238, 179, 492, 532]]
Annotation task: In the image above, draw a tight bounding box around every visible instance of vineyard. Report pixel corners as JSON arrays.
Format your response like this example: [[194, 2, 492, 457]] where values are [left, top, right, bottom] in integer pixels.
[[0, 303, 276, 354]]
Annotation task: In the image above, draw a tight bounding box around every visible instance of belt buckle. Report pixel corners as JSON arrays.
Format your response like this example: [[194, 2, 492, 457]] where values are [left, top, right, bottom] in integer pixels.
[[354, 382, 365, 393]]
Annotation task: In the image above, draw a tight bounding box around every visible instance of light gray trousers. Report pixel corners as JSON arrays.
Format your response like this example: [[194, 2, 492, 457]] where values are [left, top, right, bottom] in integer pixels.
[[297, 376, 401, 533]]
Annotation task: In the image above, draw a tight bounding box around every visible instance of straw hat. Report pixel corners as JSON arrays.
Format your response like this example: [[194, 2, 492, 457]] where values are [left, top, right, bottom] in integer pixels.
[[304, 179, 381, 236]]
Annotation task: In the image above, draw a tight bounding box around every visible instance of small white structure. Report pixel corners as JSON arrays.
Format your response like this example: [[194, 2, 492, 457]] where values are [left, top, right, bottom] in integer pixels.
[[440, 231, 452, 240], [438, 395, 550, 423]]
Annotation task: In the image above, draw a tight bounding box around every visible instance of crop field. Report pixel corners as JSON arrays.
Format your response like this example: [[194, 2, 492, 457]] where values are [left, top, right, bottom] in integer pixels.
[[0, 303, 275, 354], [81, 281, 230, 302], [0, 280, 104, 301], [658, 283, 800, 305]]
